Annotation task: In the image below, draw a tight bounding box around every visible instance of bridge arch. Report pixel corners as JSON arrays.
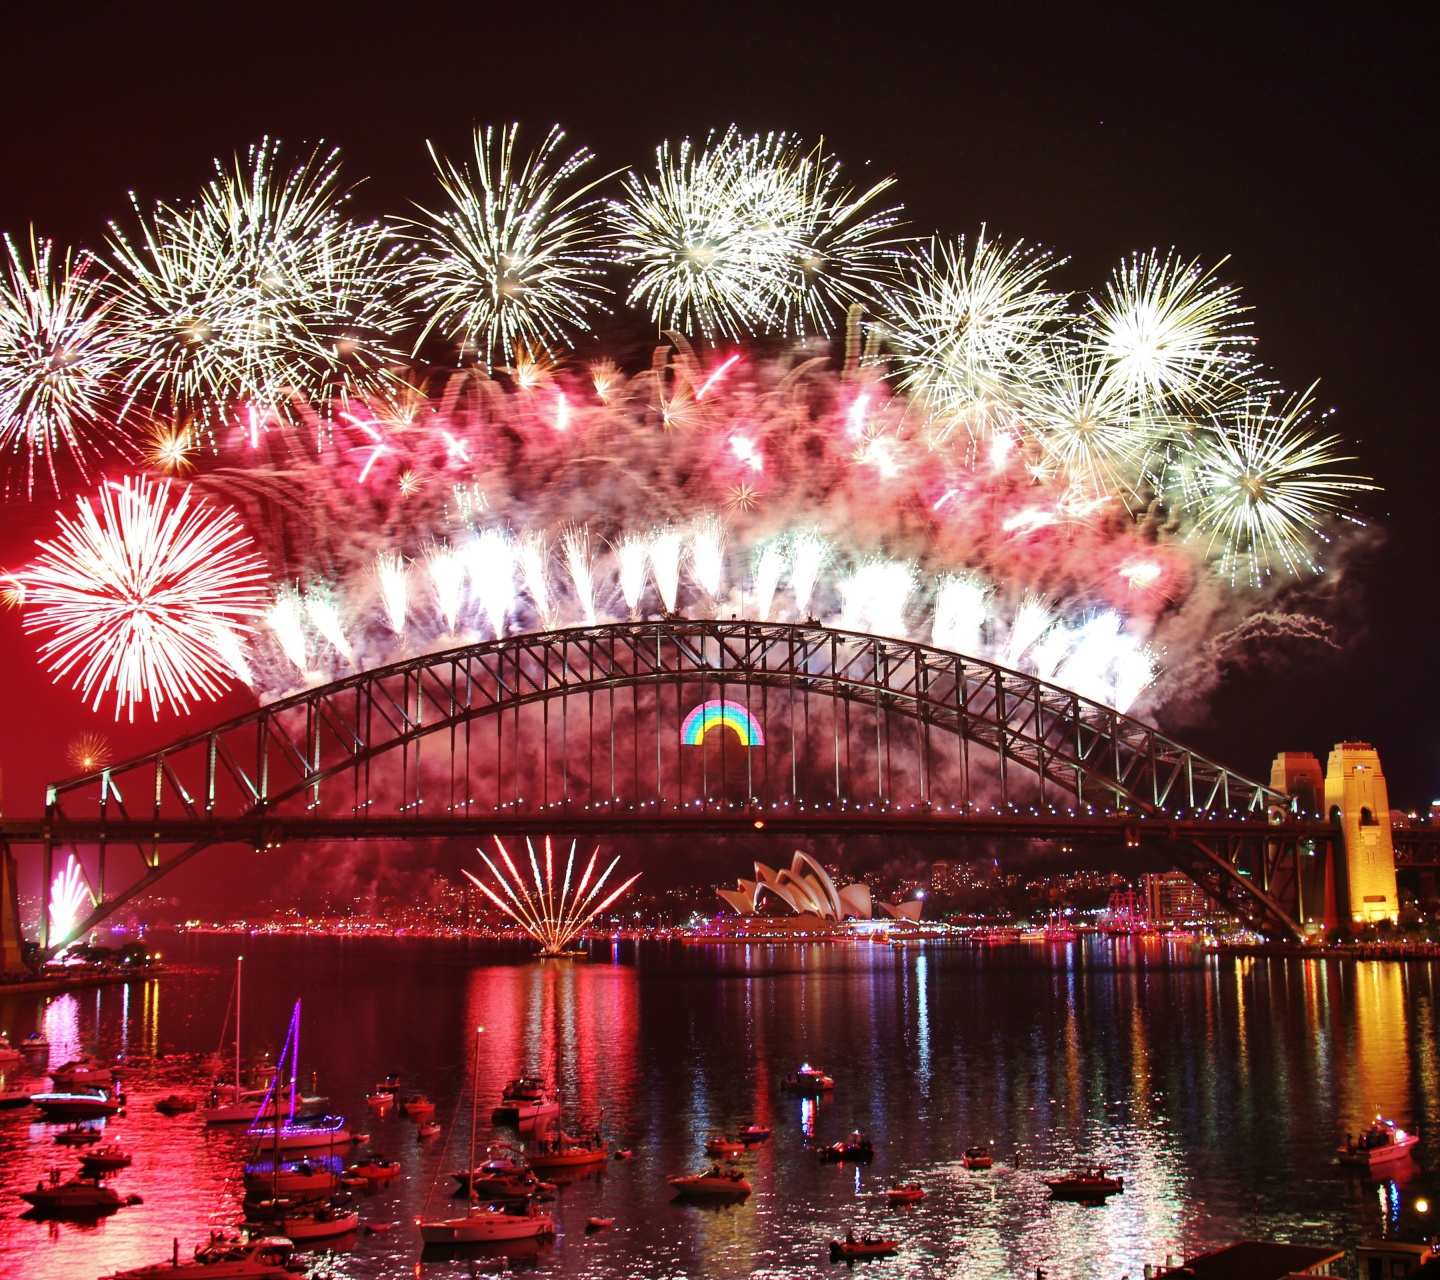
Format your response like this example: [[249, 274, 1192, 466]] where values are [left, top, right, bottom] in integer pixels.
[[8, 620, 1314, 948]]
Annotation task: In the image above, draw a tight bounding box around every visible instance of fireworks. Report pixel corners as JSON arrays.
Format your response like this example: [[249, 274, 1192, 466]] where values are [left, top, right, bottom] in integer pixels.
[[48, 854, 92, 950], [407, 125, 614, 367], [18, 478, 269, 718], [0, 233, 128, 495], [464, 836, 641, 954], [105, 139, 403, 432], [0, 125, 1377, 723], [65, 732, 111, 772]]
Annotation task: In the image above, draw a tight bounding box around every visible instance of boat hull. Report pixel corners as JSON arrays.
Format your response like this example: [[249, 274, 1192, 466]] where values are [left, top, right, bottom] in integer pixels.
[[280, 1211, 359, 1240], [419, 1213, 555, 1243], [1337, 1136, 1419, 1167]]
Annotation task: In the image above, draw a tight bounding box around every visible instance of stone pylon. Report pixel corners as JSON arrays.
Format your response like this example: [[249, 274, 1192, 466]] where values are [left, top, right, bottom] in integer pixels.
[[0, 843, 27, 976], [1324, 742, 1400, 926]]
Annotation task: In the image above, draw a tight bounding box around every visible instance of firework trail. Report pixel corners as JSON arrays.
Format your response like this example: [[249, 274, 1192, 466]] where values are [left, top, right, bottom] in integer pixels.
[[48, 855, 92, 949], [373, 549, 409, 635]]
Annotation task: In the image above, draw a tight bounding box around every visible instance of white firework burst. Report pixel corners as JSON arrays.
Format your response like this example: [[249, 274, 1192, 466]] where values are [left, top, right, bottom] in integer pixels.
[[407, 124, 614, 367], [883, 229, 1069, 435], [0, 233, 129, 494], [1189, 388, 1375, 582], [106, 138, 403, 431], [1088, 250, 1254, 407]]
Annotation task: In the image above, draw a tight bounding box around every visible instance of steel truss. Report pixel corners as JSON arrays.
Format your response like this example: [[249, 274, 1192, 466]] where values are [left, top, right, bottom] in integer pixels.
[[0, 621, 1314, 949]]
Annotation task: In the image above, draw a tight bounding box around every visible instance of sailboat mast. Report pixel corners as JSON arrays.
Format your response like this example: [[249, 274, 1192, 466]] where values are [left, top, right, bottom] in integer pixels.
[[469, 1026, 484, 1207], [234, 954, 243, 1095], [289, 999, 300, 1126]]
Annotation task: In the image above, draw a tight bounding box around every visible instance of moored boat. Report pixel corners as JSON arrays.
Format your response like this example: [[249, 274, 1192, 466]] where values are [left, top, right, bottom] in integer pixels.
[[669, 1166, 752, 1197], [0, 1081, 33, 1108], [528, 1128, 608, 1171], [816, 1131, 874, 1163], [400, 1094, 435, 1117], [738, 1124, 771, 1144], [248, 1113, 351, 1151], [704, 1134, 746, 1157], [99, 1232, 298, 1278], [886, 1181, 924, 1204], [419, 1201, 556, 1244], [417, 1120, 441, 1139], [1045, 1164, 1124, 1199], [831, 1233, 899, 1260], [78, 1145, 132, 1174], [347, 1157, 401, 1182], [0, 1033, 23, 1064], [963, 1144, 994, 1169], [243, 1155, 340, 1197], [1338, 1115, 1420, 1168], [55, 1124, 104, 1145], [20, 1176, 141, 1214], [50, 1058, 115, 1088], [30, 1089, 121, 1120], [280, 1202, 360, 1240], [155, 1093, 199, 1115], [491, 1076, 562, 1125], [780, 1064, 834, 1094]]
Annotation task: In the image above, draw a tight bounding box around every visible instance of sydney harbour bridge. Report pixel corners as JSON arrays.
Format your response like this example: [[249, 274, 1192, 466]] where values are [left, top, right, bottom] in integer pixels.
[[3, 619, 1436, 958]]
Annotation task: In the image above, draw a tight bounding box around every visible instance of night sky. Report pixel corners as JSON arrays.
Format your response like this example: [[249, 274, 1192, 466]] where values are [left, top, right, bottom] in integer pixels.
[[0, 4, 1435, 839]]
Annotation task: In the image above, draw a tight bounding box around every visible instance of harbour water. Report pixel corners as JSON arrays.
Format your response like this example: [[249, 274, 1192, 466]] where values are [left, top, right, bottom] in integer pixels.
[[0, 934, 1434, 1279]]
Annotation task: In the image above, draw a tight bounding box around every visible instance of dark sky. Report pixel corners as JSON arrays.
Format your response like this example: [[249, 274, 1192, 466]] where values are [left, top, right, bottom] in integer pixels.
[[0, 3, 1436, 826]]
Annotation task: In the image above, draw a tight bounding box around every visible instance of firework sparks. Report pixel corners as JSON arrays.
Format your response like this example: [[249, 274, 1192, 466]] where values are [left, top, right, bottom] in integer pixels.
[[49, 854, 93, 950], [838, 558, 915, 639], [463, 835, 641, 955], [517, 530, 555, 628], [0, 233, 128, 494], [407, 124, 614, 367], [66, 732, 111, 772], [789, 533, 829, 619], [612, 533, 649, 619], [374, 549, 409, 635], [648, 527, 682, 614], [19, 477, 268, 718], [426, 543, 468, 634], [932, 574, 990, 656], [267, 589, 309, 674], [753, 541, 786, 621], [561, 525, 596, 625], [688, 515, 726, 604], [304, 589, 353, 664], [467, 528, 515, 638]]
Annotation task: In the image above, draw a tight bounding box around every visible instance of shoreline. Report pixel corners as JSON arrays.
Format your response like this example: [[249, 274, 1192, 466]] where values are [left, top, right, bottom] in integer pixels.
[[0, 967, 167, 997]]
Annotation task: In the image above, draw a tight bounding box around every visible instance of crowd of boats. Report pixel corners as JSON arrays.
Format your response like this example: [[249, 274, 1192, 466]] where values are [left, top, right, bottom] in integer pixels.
[[2, 1003, 1425, 1277]]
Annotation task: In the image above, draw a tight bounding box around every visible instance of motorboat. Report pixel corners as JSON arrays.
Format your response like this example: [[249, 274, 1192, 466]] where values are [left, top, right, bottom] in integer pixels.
[[0, 1033, 23, 1064], [346, 1157, 401, 1182], [55, 1125, 104, 1145], [280, 1202, 360, 1240], [1045, 1164, 1124, 1199], [816, 1131, 874, 1163], [417, 1120, 441, 1139], [586, 1217, 613, 1232], [781, 1064, 834, 1095], [492, 1076, 562, 1124], [99, 1232, 299, 1277], [22, 1032, 50, 1053], [831, 1234, 899, 1260], [155, 1093, 199, 1115], [248, 1113, 351, 1151], [1339, 1115, 1420, 1168], [451, 1155, 545, 1199], [30, 1089, 121, 1120], [886, 1181, 925, 1204], [50, 1059, 115, 1089], [20, 1176, 142, 1214], [375, 1073, 401, 1094], [78, 1145, 132, 1174], [401, 1093, 435, 1117], [705, 1134, 746, 1157], [365, 1091, 393, 1109], [0, 1081, 33, 1108], [963, 1144, 994, 1169], [738, 1124, 771, 1144], [669, 1166, 753, 1197], [419, 1201, 556, 1244]]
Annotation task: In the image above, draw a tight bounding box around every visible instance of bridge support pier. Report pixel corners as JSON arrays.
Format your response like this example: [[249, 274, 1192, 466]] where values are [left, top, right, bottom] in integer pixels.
[[1, 843, 27, 976]]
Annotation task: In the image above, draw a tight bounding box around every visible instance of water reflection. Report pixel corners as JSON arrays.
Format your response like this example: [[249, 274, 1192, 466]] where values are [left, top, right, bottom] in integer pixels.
[[0, 939, 1434, 1279]]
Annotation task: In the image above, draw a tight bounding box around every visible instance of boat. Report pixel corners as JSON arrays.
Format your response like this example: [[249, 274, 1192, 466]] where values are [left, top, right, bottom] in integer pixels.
[[669, 1166, 752, 1197], [417, 1120, 441, 1139], [704, 1134, 746, 1157], [243, 1155, 339, 1196], [365, 1091, 393, 1109], [30, 1089, 121, 1120], [280, 1202, 360, 1240], [0, 1081, 34, 1108], [78, 1145, 132, 1173], [528, 1125, 609, 1171], [1043, 913, 1077, 942], [614, 1149, 633, 1160], [155, 1093, 199, 1115], [55, 1125, 104, 1145], [491, 1076, 562, 1124], [738, 1124, 771, 1144], [373, 1073, 401, 1094], [420, 1200, 557, 1244], [19, 1175, 142, 1214], [451, 1152, 540, 1197], [586, 1217, 613, 1232], [400, 1093, 435, 1117], [816, 1131, 874, 1163], [780, 1064, 834, 1094], [347, 1157, 401, 1181], [22, 1031, 50, 1053], [1338, 1115, 1420, 1168], [830, 1234, 899, 1260], [1045, 1164, 1124, 1199], [963, 1144, 994, 1169], [886, 1181, 925, 1204], [50, 1059, 115, 1088], [248, 1112, 350, 1151], [420, 1028, 557, 1245], [363, 1222, 393, 1234], [99, 1232, 299, 1278], [0, 1033, 23, 1064]]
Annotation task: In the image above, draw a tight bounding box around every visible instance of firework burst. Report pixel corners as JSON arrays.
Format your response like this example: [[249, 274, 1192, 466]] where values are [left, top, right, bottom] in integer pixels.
[[66, 732, 112, 772], [463, 835, 640, 954], [0, 233, 129, 494], [407, 124, 615, 367], [19, 477, 269, 718], [49, 854, 93, 950]]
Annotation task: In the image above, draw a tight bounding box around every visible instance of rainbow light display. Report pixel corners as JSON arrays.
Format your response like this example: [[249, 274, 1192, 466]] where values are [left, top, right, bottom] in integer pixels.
[[681, 699, 765, 747]]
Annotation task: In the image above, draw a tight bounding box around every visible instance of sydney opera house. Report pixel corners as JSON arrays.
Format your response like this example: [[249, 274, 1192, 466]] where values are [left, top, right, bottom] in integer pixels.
[[715, 853, 924, 927]]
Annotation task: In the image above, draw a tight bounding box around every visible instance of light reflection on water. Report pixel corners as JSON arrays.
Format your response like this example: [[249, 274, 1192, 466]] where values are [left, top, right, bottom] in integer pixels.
[[0, 936, 1436, 1279]]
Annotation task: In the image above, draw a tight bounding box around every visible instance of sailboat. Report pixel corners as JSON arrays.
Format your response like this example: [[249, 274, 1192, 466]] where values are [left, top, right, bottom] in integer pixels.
[[246, 1001, 350, 1151], [419, 1027, 556, 1245]]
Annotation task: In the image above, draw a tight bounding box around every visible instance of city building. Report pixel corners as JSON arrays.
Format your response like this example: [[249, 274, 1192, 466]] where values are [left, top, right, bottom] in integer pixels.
[[1143, 871, 1210, 926]]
